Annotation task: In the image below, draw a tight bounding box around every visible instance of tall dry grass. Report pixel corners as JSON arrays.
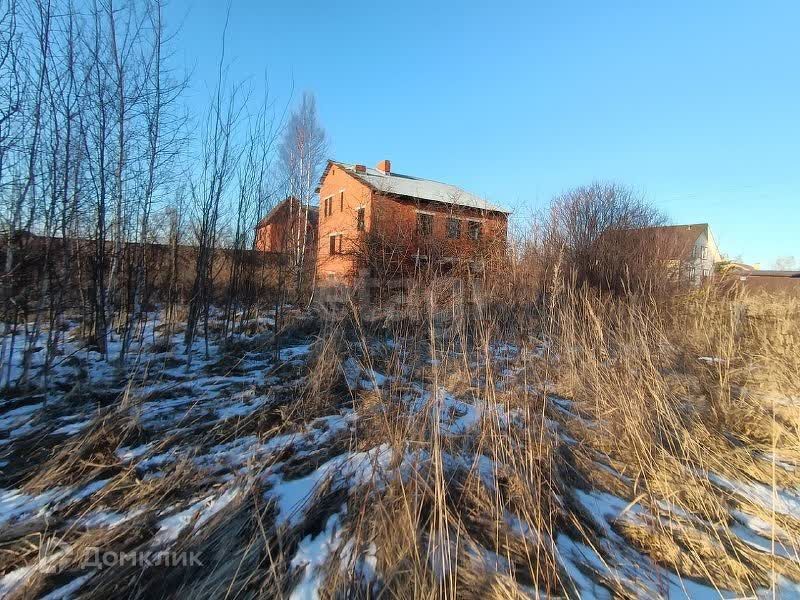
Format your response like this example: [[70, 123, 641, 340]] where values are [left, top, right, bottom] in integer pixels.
[[305, 278, 800, 598], [3, 272, 798, 598]]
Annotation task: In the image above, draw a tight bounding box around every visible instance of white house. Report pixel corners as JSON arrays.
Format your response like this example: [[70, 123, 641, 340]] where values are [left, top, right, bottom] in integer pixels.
[[646, 223, 722, 284]]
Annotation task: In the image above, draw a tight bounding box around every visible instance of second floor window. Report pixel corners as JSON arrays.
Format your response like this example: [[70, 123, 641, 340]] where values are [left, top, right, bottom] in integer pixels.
[[329, 234, 342, 255], [468, 221, 482, 240], [340, 192, 344, 212], [416, 213, 433, 236], [323, 197, 332, 217], [446, 218, 460, 239], [356, 207, 365, 231]]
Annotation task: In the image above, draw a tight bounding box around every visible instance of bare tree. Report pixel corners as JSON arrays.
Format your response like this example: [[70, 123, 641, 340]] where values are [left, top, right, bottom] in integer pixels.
[[0, 0, 20, 198], [163, 187, 186, 336], [222, 88, 279, 336], [2, 0, 54, 386], [184, 7, 245, 364], [277, 91, 326, 301], [0, 0, 286, 389], [80, 0, 116, 355], [117, 0, 187, 362], [540, 182, 675, 295], [0, 0, 22, 386]]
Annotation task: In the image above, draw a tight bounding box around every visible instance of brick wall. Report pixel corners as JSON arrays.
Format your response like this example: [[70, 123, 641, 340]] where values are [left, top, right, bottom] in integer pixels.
[[371, 193, 508, 256], [316, 165, 374, 283], [254, 199, 317, 254], [315, 163, 508, 286]]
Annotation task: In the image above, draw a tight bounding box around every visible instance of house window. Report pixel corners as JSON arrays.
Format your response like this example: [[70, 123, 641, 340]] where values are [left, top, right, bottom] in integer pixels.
[[468, 221, 482, 240], [339, 192, 344, 212], [416, 213, 433, 236], [689, 266, 696, 279], [356, 207, 365, 231], [702, 268, 710, 278], [446, 218, 460, 239], [329, 235, 336, 255], [323, 196, 332, 217]]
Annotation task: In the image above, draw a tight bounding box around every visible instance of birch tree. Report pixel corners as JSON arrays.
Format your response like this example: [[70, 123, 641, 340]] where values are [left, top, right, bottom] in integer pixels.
[[277, 91, 326, 301]]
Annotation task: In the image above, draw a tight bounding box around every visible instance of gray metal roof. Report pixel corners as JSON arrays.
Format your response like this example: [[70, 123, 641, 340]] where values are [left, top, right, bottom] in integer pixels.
[[332, 162, 510, 214]]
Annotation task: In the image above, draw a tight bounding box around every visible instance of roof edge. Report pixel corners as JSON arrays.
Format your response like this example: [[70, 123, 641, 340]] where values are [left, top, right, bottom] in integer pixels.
[[318, 159, 511, 215]]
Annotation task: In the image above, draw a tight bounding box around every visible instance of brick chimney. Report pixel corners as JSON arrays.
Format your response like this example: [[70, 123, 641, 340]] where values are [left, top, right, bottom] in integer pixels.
[[354, 164, 366, 173], [376, 159, 391, 174]]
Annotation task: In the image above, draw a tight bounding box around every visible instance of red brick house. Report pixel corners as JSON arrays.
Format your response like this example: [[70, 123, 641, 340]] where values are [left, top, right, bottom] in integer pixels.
[[254, 197, 318, 254], [315, 159, 509, 285]]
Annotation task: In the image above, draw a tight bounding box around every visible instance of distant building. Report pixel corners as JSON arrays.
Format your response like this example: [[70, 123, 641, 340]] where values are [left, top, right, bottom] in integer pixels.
[[315, 159, 510, 285], [654, 223, 722, 284], [254, 197, 318, 254], [606, 223, 723, 285], [723, 267, 800, 296]]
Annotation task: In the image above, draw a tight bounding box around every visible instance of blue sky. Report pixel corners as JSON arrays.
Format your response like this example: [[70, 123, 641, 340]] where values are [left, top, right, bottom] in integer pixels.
[[167, 0, 798, 266]]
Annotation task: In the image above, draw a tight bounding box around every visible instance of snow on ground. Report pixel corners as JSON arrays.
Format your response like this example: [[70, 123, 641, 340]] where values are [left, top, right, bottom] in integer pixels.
[[0, 488, 63, 527], [288, 510, 347, 600], [152, 487, 243, 546], [265, 443, 394, 528], [0, 313, 798, 598]]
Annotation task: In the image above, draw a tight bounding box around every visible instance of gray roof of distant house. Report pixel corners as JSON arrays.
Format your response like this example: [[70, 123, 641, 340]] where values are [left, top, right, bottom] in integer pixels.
[[327, 161, 510, 214]]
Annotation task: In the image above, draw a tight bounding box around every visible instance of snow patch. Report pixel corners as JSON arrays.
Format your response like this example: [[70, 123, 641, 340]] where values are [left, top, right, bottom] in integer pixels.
[[152, 487, 242, 546], [289, 509, 346, 600]]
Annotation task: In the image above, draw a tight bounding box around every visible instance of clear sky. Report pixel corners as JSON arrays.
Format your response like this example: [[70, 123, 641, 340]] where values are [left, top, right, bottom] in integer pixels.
[[166, 0, 798, 267]]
